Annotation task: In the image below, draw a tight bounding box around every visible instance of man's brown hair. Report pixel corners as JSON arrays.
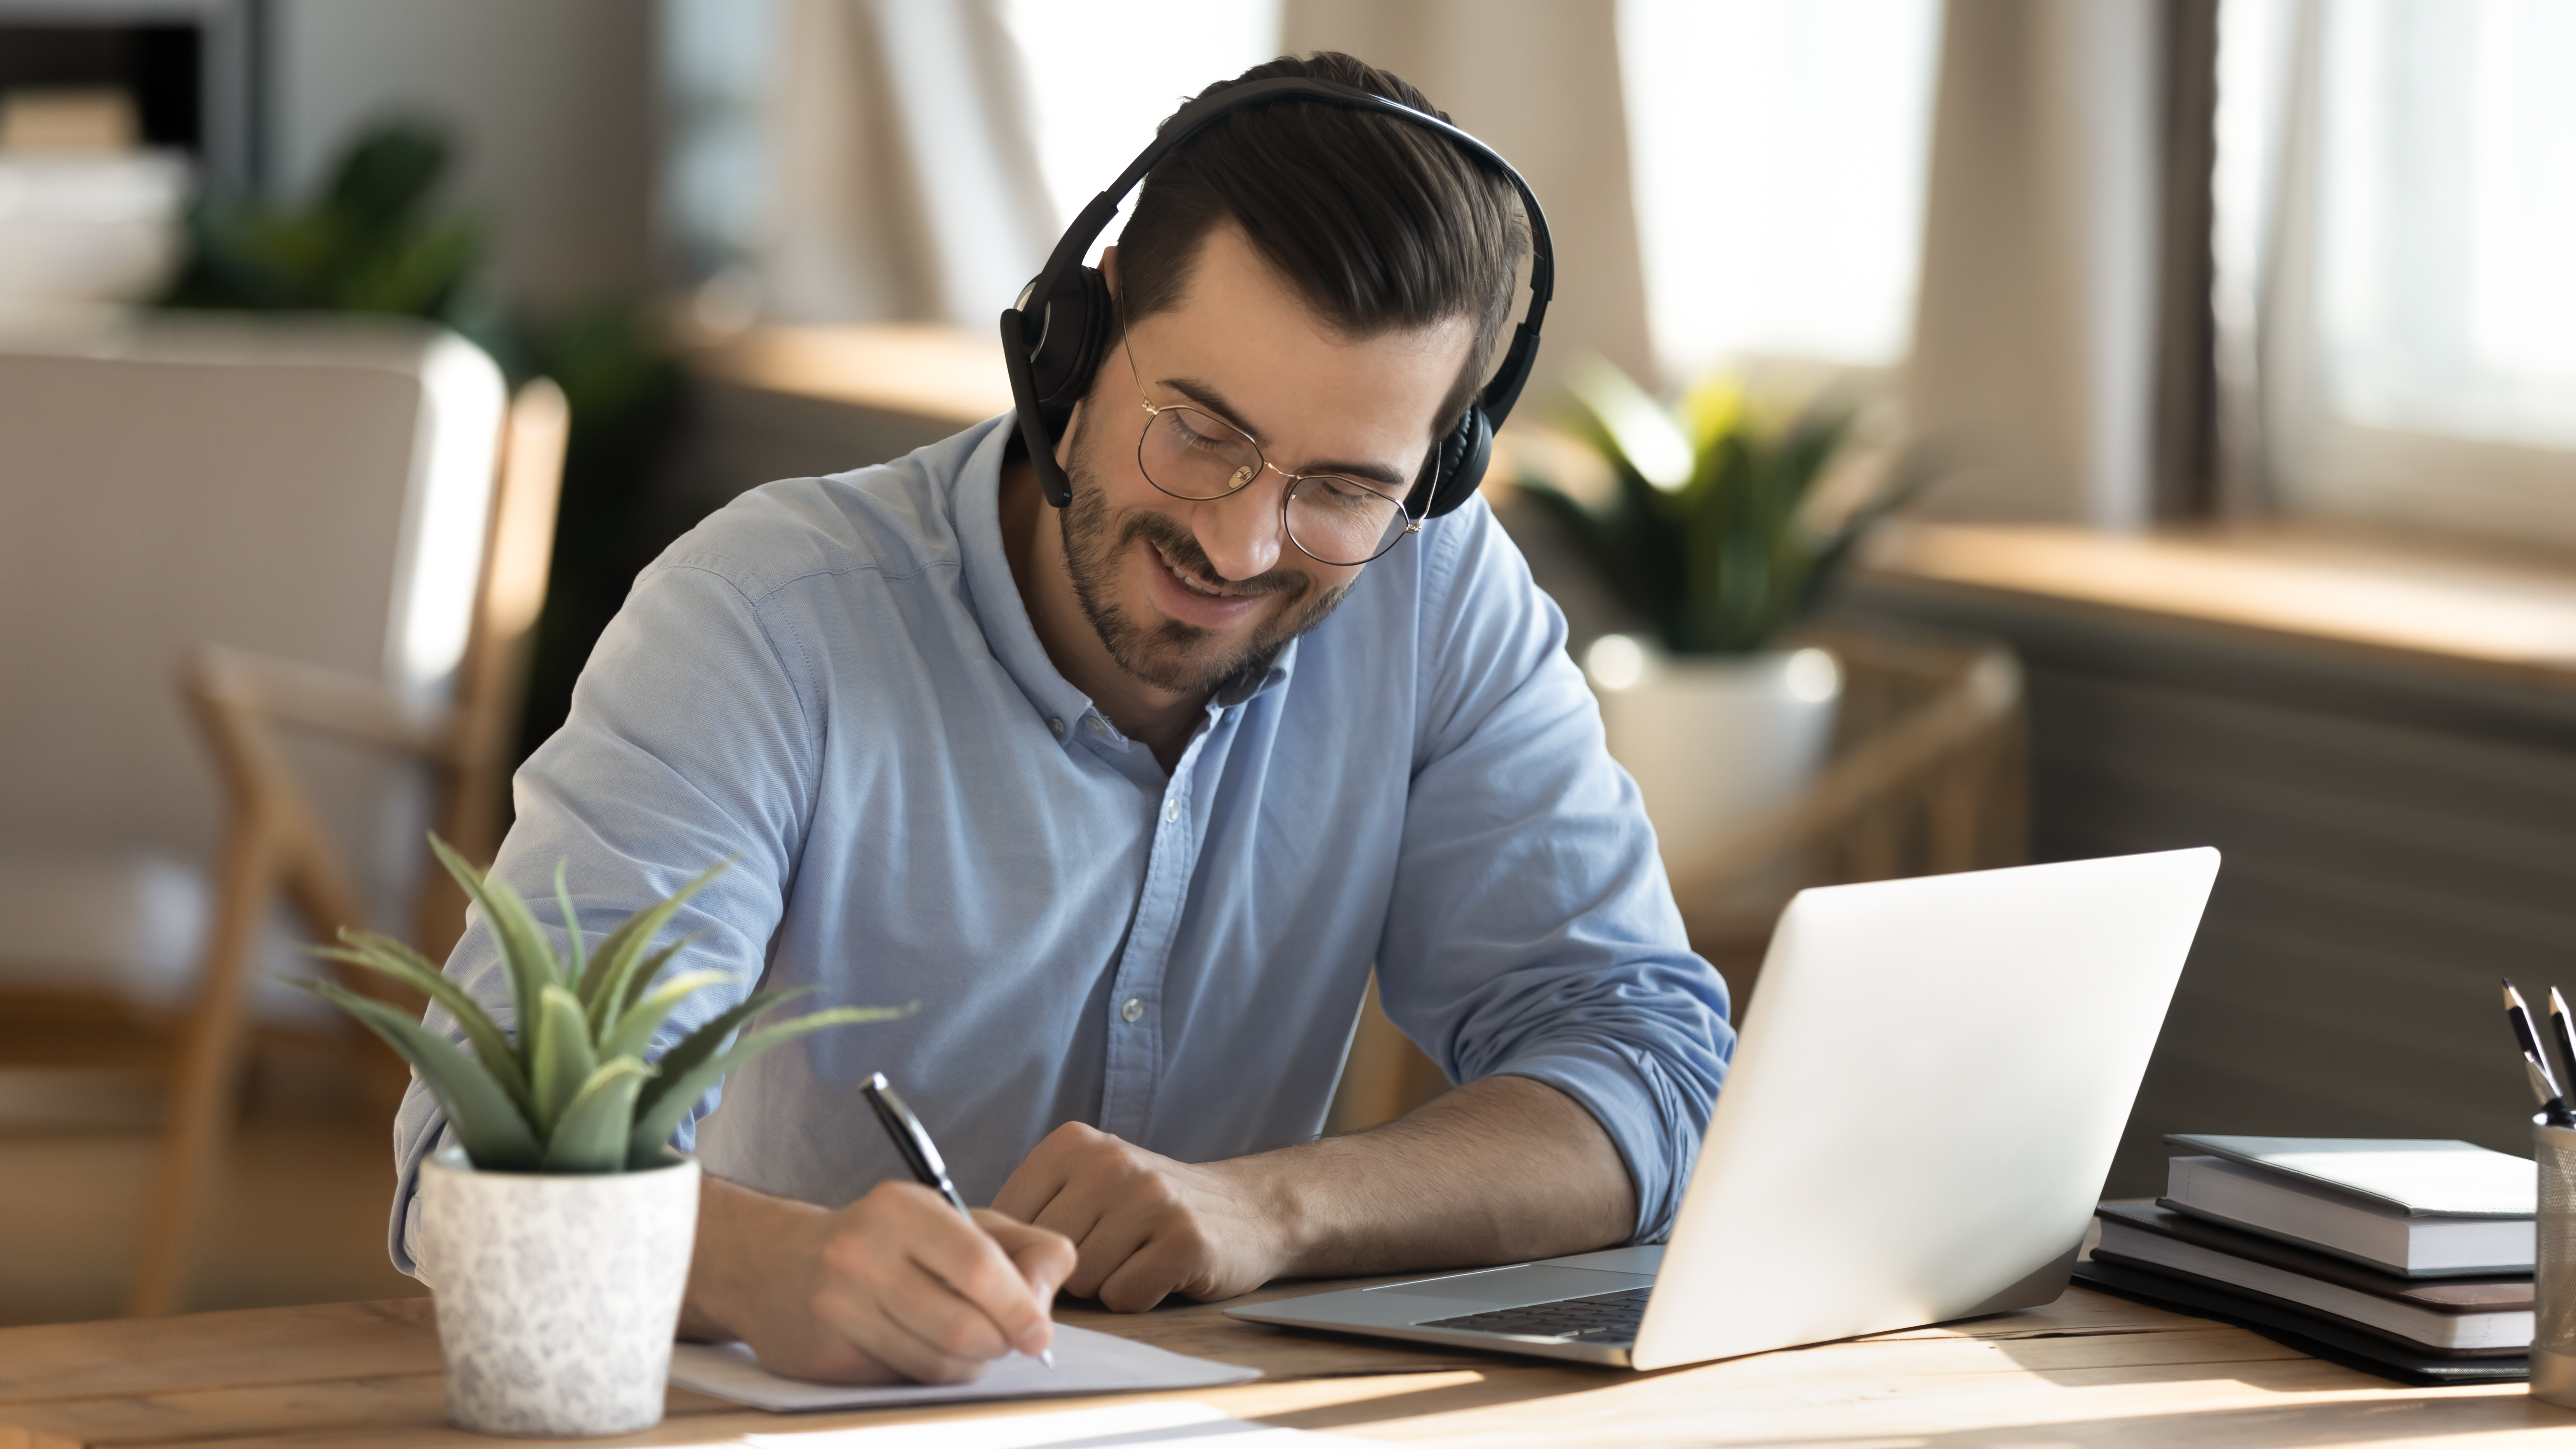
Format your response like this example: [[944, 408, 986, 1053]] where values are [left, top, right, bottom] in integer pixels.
[[1111, 52, 1530, 456]]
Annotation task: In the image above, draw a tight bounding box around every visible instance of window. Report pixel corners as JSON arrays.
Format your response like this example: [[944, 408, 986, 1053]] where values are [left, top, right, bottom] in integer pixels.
[[2228, 0, 2576, 543], [1616, 0, 1944, 386], [998, 0, 1280, 249], [2316, 0, 2576, 451]]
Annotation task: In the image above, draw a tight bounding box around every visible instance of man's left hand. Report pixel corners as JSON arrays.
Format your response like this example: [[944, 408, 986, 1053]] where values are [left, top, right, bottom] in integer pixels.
[[990, 1122, 1292, 1312]]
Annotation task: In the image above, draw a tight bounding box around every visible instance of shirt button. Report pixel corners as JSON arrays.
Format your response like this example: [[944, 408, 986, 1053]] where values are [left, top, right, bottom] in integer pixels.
[[1163, 800, 1180, 823], [1086, 715, 1108, 736], [1120, 997, 1144, 1023], [1047, 717, 1065, 738]]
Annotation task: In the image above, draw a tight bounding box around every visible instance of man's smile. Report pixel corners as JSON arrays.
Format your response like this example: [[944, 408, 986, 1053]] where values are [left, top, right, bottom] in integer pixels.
[[1139, 533, 1271, 631], [1151, 540, 1241, 598]]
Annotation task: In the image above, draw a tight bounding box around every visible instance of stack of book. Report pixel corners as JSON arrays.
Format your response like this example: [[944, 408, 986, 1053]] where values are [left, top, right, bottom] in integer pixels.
[[2071, 1135, 2536, 1385]]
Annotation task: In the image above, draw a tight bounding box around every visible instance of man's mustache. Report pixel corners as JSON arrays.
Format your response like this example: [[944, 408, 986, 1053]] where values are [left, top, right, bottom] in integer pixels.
[[1122, 512, 1309, 601]]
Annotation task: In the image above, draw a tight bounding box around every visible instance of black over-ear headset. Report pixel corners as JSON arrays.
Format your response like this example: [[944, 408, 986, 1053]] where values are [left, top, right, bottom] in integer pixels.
[[1001, 77, 1554, 523]]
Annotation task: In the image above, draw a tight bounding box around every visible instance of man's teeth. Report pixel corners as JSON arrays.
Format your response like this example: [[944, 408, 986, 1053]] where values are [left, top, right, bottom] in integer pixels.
[[1162, 550, 1231, 597]]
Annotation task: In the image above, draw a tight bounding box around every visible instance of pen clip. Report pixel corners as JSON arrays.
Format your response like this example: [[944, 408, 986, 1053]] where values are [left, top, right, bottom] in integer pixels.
[[862, 1071, 969, 1215]]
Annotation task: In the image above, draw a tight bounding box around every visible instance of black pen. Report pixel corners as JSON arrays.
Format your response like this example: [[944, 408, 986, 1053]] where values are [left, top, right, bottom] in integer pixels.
[[2502, 979, 2573, 1127], [2547, 987, 2576, 1105], [862, 1072, 1055, 1369]]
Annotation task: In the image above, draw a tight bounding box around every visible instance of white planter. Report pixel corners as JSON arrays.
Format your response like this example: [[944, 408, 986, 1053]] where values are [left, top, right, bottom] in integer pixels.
[[418, 1145, 700, 1437], [1584, 638, 1842, 872]]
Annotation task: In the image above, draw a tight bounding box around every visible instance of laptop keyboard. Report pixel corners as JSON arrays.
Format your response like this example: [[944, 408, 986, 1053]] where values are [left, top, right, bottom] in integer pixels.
[[1415, 1285, 1652, 1344]]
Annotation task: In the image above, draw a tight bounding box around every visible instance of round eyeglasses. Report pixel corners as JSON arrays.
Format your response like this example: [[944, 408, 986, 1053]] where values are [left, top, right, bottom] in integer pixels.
[[1127, 355, 1422, 567]]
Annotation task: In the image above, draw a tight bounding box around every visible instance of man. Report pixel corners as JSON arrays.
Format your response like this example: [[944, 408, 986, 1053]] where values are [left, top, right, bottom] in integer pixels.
[[391, 52, 1730, 1385]]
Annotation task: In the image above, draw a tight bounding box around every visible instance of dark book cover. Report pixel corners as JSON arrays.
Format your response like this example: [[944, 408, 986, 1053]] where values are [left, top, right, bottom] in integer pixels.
[[2096, 1202, 2532, 1311], [2070, 1258, 2529, 1386]]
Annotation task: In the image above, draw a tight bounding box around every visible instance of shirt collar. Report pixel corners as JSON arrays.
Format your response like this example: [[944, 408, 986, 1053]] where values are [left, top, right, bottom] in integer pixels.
[[950, 415, 1298, 750]]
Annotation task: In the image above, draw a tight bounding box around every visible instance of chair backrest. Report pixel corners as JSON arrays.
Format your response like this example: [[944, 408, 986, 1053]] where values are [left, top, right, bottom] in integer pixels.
[[0, 316, 506, 934]]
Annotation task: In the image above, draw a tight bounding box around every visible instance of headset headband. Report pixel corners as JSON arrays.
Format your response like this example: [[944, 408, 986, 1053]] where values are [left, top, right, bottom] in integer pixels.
[[1002, 75, 1553, 517]]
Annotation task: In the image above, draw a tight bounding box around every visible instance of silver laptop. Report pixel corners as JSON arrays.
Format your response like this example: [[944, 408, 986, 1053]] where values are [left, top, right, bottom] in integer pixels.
[[1230, 848, 2220, 1371]]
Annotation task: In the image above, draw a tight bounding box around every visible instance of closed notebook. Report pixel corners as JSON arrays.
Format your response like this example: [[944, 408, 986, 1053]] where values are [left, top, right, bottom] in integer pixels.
[[2160, 1136, 2534, 1277], [2092, 1202, 2531, 1353]]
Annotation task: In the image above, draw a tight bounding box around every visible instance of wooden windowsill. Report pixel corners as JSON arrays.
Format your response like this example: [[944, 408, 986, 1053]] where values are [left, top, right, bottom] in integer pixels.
[[1862, 520, 2576, 692], [687, 323, 1015, 425]]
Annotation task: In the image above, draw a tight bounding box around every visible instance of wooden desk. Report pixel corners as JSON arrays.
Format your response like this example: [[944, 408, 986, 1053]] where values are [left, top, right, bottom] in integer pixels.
[[4, 1284, 2572, 1448]]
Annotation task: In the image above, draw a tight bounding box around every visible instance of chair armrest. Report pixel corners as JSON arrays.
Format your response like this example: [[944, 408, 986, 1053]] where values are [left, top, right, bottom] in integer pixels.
[[186, 643, 454, 758]]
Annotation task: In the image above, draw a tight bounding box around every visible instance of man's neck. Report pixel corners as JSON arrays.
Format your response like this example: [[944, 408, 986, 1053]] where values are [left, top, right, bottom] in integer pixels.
[[998, 455, 1208, 770]]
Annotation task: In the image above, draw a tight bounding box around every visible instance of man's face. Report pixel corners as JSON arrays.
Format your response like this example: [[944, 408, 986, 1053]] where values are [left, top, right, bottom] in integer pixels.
[[1057, 223, 1473, 699]]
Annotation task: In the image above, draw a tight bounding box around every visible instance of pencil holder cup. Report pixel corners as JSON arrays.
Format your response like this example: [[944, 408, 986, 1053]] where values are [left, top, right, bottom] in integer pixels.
[[2534, 1121, 2576, 1406]]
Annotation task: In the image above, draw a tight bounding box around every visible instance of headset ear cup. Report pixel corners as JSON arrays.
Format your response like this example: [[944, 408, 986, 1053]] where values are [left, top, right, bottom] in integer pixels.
[[1029, 265, 1113, 415], [1424, 406, 1492, 518], [1010, 264, 1115, 510]]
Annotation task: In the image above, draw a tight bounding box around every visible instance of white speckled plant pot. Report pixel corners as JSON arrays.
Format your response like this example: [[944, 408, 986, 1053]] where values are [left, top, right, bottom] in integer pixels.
[[418, 1145, 700, 1437]]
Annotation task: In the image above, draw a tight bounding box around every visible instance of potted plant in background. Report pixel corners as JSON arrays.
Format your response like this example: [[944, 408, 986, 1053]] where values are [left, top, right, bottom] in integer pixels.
[[301, 838, 899, 1437], [1514, 358, 1927, 873]]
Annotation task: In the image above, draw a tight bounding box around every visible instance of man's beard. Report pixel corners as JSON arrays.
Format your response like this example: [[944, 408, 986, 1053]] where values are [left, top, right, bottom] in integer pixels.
[[1058, 408, 1356, 700]]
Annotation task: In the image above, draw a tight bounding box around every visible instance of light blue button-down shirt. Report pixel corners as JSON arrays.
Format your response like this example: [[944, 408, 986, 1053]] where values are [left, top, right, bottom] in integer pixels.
[[390, 414, 1731, 1274]]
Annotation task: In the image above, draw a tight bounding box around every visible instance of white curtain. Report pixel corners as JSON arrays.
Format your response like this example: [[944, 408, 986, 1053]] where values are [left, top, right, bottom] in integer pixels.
[[1905, 0, 2165, 527], [758, 0, 1058, 327]]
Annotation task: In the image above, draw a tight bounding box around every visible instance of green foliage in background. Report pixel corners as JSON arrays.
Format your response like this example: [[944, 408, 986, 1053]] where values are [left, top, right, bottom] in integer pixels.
[[164, 122, 492, 331], [297, 838, 905, 1174], [157, 117, 677, 408], [1518, 359, 1927, 656]]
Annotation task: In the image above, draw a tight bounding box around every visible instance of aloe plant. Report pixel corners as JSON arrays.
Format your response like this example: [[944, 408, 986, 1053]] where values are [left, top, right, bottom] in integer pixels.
[[1518, 358, 1932, 655], [299, 837, 904, 1173]]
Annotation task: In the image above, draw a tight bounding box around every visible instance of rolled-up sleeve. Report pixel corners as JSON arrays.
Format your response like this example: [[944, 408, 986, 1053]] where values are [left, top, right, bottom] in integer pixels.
[[388, 545, 821, 1275], [1372, 499, 1733, 1244]]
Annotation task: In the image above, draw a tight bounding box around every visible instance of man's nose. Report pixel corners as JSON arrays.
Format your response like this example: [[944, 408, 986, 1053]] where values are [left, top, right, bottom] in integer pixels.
[[1192, 474, 1286, 582]]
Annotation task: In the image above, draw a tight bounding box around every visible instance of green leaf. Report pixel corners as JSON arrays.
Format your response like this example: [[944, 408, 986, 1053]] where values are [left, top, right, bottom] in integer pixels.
[[290, 978, 541, 1171], [599, 969, 738, 1062], [308, 932, 529, 1113], [578, 858, 732, 1031], [541, 1057, 654, 1174], [627, 986, 813, 1123], [528, 983, 597, 1139], [627, 1005, 909, 1165], [552, 860, 587, 1002], [588, 934, 700, 1042], [430, 835, 562, 1051]]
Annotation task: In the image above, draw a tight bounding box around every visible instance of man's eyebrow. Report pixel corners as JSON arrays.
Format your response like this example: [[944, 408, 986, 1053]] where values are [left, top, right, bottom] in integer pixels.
[[1161, 375, 1412, 490]]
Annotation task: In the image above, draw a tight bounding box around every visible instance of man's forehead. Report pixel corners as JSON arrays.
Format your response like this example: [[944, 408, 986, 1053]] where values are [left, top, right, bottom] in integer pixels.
[[1131, 225, 1474, 461], [1150, 221, 1472, 355]]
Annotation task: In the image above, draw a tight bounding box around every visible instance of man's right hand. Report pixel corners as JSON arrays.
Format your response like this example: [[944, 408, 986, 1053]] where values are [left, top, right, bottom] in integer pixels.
[[681, 1176, 1076, 1384]]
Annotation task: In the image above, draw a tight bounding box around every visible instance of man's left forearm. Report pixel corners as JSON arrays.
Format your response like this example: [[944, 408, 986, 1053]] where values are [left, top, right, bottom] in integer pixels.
[[1245, 1074, 1637, 1280], [990, 1074, 1636, 1310]]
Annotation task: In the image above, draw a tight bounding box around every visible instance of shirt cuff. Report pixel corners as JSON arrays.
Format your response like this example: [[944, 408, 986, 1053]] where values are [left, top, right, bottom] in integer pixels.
[[1491, 1037, 1711, 1244], [388, 1096, 449, 1280]]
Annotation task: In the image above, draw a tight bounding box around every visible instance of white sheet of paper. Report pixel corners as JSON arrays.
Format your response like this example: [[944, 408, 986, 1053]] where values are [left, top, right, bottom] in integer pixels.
[[668, 1324, 1258, 1412], [741, 1400, 1372, 1447]]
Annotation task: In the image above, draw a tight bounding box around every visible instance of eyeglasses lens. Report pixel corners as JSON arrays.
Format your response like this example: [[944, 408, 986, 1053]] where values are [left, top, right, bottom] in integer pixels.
[[1139, 407, 1410, 566], [1284, 476, 1410, 566]]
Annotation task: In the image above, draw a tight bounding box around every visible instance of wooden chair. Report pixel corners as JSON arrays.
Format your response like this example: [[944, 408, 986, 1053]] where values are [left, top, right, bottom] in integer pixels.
[[120, 377, 567, 1316], [1328, 623, 2028, 1132]]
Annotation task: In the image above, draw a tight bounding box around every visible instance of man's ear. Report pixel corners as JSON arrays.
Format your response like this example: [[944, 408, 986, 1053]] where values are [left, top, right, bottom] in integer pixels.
[[1053, 392, 1081, 472], [1099, 245, 1119, 299]]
